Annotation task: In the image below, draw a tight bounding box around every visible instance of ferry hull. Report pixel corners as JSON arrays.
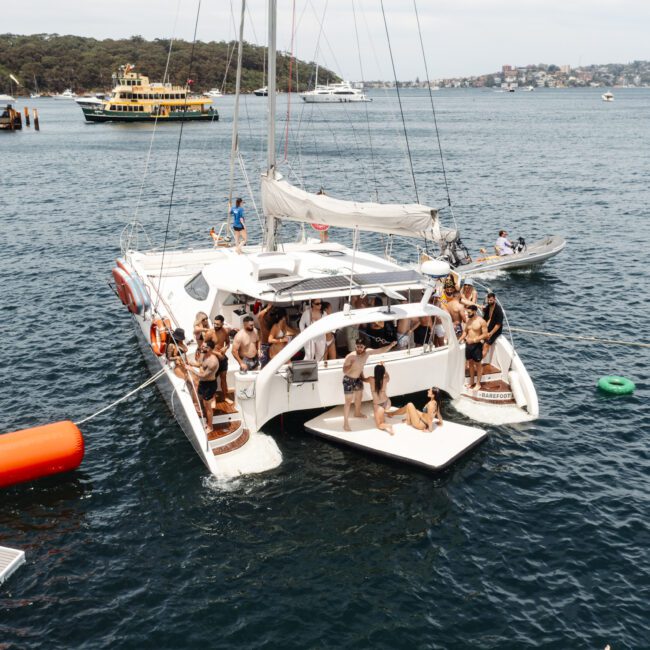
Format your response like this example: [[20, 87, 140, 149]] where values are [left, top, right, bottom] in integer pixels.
[[83, 109, 219, 123]]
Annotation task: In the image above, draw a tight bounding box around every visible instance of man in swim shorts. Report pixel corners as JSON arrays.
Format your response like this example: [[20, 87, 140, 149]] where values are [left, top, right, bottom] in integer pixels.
[[194, 339, 219, 433], [342, 338, 396, 431], [232, 315, 260, 371], [443, 288, 467, 339], [459, 304, 488, 391]]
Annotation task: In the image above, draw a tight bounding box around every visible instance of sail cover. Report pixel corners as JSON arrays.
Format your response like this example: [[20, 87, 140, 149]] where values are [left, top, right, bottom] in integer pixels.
[[261, 172, 440, 241]]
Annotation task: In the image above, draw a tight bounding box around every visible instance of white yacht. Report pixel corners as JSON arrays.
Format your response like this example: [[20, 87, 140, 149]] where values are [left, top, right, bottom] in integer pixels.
[[0, 94, 16, 102], [253, 86, 268, 96], [300, 81, 370, 103], [53, 88, 77, 100], [75, 94, 105, 109], [205, 88, 223, 98], [111, 0, 539, 479]]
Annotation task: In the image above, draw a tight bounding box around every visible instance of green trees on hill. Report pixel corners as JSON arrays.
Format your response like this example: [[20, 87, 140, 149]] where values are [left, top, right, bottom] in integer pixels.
[[0, 33, 339, 94]]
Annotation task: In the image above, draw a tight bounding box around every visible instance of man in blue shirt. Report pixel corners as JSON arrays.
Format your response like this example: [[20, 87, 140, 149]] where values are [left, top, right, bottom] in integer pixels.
[[230, 197, 246, 253]]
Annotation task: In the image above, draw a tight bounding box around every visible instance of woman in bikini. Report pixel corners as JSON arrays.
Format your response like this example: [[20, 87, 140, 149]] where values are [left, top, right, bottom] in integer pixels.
[[268, 307, 299, 360], [363, 362, 394, 435], [387, 388, 443, 431], [321, 301, 338, 361]]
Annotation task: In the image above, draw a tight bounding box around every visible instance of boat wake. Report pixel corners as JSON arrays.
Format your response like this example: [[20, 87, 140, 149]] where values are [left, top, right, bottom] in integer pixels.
[[451, 397, 536, 425]]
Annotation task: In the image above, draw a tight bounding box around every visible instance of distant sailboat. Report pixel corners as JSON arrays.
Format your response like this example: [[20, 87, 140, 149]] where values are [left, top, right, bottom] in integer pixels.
[[30, 75, 41, 99]]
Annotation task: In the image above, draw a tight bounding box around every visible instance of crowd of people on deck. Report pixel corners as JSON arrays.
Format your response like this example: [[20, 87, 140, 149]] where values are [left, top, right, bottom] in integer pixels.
[[160, 274, 505, 436]]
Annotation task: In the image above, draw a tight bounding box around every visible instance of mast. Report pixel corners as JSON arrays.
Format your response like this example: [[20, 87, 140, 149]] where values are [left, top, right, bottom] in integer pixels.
[[265, 0, 277, 251], [228, 0, 246, 209]]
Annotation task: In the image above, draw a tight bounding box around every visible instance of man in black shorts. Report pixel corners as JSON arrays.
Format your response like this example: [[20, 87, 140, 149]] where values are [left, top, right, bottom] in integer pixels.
[[482, 292, 504, 361], [194, 339, 219, 433], [211, 315, 232, 403], [459, 304, 488, 391]]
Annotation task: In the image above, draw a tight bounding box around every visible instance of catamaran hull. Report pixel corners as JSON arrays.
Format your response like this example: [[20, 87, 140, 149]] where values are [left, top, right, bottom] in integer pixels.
[[457, 235, 566, 276], [132, 316, 211, 466]]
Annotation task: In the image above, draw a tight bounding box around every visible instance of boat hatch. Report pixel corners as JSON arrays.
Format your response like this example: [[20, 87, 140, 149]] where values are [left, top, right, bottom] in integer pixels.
[[251, 254, 298, 281]]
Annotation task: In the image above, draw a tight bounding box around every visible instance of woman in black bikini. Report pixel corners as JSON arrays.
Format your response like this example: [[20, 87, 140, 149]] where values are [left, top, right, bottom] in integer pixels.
[[387, 388, 443, 431]]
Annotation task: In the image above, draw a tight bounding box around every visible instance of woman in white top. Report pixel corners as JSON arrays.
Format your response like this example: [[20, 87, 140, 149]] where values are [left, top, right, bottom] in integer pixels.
[[299, 299, 327, 361]]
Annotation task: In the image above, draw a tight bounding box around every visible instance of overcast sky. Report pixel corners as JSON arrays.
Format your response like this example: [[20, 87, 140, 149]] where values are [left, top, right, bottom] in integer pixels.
[[5, 0, 649, 79]]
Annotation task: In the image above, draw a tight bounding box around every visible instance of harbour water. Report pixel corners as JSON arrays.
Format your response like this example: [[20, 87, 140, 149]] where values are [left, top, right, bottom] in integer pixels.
[[1, 88, 649, 648]]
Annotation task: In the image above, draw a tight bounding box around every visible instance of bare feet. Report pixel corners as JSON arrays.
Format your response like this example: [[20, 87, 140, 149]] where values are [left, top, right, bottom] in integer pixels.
[[385, 425, 394, 436], [343, 423, 351, 432], [472, 383, 482, 391], [354, 412, 368, 419]]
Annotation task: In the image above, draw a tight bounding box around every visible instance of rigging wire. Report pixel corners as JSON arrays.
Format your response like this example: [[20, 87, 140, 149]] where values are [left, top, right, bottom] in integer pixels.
[[154, 0, 202, 311], [380, 0, 420, 204], [283, 0, 297, 161], [352, 0, 379, 202], [413, 0, 457, 229], [127, 0, 182, 251]]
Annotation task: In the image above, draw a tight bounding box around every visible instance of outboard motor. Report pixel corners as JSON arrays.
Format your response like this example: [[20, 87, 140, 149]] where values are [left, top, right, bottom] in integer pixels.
[[440, 230, 472, 267], [514, 236, 526, 254]]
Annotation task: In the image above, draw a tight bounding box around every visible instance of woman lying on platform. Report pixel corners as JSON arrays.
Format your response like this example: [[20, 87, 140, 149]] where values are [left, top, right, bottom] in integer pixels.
[[387, 388, 443, 432]]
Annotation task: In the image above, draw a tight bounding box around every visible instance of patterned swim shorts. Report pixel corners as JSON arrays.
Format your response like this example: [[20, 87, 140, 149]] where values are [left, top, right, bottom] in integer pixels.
[[343, 375, 364, 394]]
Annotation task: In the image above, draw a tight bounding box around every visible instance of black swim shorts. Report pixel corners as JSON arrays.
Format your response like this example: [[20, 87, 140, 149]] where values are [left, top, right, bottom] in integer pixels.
[[198, 379, 218, 401], [343, 375, 364, 394], [486, 331, 501, 346], [465, 342, 483, 362], [233, 225, 245, 232], [218, 356, 229, 374]]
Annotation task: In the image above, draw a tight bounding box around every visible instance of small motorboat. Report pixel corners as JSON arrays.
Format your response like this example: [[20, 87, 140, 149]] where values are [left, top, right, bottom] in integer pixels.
[[438, 233, 566, 276], [602, 91, 614, 102], [253, 86, 268, 96]]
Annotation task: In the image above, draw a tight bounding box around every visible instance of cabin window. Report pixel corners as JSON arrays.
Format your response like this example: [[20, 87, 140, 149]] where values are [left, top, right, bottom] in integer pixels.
[[184, 272, 210, 301]]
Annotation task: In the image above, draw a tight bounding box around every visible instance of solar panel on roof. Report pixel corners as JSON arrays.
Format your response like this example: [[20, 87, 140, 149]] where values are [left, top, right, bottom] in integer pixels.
[[269, 274, 352, 293], [352, 270, 423, 286]]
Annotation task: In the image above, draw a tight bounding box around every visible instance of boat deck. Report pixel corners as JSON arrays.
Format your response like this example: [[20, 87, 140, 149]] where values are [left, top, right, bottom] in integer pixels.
[[304, 404, 487, 471]]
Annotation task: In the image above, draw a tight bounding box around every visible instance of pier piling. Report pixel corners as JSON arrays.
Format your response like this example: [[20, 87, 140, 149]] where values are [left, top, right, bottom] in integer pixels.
[[33, 108, 39, 131], [24, 106, 30, 127]]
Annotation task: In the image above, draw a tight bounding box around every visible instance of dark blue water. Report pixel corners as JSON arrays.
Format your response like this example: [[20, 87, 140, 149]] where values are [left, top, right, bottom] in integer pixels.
[[1, 89, 649, 649]]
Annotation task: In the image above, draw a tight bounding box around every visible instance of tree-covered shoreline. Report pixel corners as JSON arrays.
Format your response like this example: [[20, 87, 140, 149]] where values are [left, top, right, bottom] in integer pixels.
[[0, 33, 339, 95]]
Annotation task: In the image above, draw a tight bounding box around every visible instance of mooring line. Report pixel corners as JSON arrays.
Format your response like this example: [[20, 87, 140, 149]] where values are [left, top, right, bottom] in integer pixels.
[[75, 368, 167, 426], [509, 327, 650, 349]]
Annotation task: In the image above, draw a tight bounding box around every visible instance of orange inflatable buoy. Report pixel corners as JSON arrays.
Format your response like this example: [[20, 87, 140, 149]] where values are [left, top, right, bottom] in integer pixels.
[[150, 317, 171, 356], [0, 421, 84, 488]]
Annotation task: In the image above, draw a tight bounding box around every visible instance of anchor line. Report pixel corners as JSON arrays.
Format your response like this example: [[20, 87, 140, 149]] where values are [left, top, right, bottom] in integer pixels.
[[75, 369, 167, 425], [508, 327, 650, 349]]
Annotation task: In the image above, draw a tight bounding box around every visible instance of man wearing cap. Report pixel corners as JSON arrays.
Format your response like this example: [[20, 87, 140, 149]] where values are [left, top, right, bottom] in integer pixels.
[[230, 197, 247, 253], [459, 304, 488, 391]]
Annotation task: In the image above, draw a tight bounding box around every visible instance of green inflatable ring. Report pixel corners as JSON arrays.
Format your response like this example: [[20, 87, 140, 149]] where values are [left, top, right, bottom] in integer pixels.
[[597, 375, 636, 395]]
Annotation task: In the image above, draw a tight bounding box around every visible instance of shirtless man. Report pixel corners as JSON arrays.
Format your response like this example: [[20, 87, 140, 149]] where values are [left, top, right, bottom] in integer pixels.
[[342, 338, 396, 431], [193, 339, 219, 433], [458, 304, 488, 391], [210, 315, 232, 403], [443, 289, 467, 339], [232, 315, 260, 371]]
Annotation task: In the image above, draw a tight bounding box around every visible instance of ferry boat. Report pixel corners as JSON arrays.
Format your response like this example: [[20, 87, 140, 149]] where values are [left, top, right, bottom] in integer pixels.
[[80, 64, 219, 123]]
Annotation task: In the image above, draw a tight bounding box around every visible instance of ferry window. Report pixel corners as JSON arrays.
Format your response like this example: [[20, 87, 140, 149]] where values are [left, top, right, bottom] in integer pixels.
[[184, 272, 210, 301]]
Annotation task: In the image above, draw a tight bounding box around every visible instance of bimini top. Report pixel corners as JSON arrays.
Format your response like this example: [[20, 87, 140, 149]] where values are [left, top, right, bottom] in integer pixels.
[[261, 171, 440, 242]]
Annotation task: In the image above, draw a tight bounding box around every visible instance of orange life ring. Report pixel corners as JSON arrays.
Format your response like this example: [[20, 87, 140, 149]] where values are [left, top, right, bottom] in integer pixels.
[[150, 317, 172, 356]]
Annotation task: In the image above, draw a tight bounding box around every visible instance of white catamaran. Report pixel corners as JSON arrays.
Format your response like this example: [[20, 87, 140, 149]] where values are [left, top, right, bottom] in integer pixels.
[[111, 0, 539, 478]]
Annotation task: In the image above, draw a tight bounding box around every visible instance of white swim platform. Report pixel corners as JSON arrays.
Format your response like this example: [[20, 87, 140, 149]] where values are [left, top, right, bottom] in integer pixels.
[[0, 545, 25, 584], [304, 404, 487, 471]]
